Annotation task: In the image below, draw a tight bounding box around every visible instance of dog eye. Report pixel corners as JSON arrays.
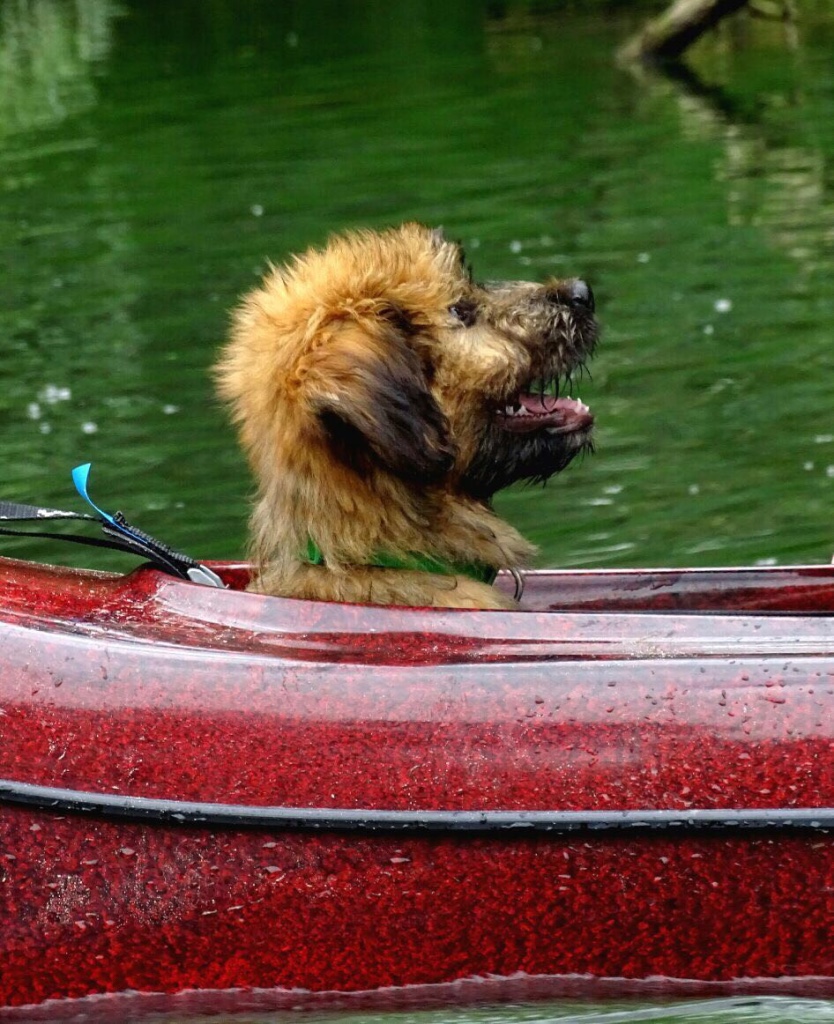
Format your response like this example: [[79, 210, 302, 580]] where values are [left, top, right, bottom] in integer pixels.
[[449, 301, 477, 327]]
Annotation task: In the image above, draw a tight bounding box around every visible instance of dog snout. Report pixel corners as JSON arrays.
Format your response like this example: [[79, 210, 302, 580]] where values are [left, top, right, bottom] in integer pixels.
[[569, 279, 595, 313], [547, 279, 595, 314]]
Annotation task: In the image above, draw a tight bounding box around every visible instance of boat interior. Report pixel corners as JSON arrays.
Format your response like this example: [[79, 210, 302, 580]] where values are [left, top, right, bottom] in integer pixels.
[[213, 563, 834, 615]]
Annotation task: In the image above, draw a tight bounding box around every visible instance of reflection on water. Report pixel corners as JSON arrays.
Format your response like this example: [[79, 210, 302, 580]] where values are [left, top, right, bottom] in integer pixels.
[[330, 998, 834, 1024], [0, 0, 120, 137], [0, 0, 833, 579], [108, 996, 834, 1023]]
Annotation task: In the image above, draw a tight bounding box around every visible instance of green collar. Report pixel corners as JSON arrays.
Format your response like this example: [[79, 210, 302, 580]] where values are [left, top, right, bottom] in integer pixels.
[[304, 537, 497, 586]]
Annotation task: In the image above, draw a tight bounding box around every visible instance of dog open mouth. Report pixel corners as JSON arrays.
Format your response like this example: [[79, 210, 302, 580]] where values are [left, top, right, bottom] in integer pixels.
[[496, 392, 593, 435]]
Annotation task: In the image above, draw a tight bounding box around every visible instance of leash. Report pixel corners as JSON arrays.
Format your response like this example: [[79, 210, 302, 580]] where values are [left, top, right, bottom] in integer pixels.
[[0, 463, 225, 588]]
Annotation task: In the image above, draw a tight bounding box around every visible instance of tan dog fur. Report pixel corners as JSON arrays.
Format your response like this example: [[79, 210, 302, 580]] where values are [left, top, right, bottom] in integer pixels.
[[216, 223, 597, 608]]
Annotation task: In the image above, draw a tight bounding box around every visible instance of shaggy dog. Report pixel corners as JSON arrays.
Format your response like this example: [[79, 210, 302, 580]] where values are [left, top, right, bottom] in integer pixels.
[[216, 223, 597, 609]]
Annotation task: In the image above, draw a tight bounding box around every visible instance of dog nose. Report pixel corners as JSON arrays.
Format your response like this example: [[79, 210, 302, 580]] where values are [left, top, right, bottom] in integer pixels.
[[547, 279, 595, 314], [568, 279, 595, 313]]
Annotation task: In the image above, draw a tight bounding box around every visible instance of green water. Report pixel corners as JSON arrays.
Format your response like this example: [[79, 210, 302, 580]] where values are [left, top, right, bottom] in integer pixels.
[[2, 3, 834, 1017], [69, 995, 834, 1024], [203, 999, 834, 1024], [2, 0, 834, 574]]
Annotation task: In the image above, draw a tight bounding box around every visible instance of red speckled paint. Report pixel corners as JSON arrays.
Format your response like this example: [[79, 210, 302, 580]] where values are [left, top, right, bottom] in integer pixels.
[[1, 554, 834, 1016]]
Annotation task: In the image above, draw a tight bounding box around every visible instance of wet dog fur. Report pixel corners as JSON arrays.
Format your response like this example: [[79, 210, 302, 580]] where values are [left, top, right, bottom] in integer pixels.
[[216, 223, 597, 609]]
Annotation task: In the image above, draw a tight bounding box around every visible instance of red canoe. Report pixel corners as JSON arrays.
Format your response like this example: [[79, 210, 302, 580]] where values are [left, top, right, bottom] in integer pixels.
[[2, 554, 834, 1017]]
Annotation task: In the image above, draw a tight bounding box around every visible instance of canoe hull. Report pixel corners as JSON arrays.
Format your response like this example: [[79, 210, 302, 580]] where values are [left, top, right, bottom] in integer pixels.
[[4, 807, 834, 1010], [4, 802, 834, 1003], [2, 556, 834, 1012]]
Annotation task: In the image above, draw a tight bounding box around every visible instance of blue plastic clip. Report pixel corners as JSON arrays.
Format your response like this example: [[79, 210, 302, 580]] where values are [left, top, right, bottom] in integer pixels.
[[71, 463, 225, 588]]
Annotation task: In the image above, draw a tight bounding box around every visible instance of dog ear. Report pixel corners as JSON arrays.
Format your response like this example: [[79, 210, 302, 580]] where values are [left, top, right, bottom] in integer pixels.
[[304, 318, 455, 483]]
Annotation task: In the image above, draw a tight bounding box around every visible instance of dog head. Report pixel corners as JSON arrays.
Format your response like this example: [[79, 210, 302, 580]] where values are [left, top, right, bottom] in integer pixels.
[[217, 223, 597, 516]]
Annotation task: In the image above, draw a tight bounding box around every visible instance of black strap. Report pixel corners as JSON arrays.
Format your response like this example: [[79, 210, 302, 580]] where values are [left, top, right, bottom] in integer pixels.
[[0, 501, 95, 522], [0, 501, 224, 588]]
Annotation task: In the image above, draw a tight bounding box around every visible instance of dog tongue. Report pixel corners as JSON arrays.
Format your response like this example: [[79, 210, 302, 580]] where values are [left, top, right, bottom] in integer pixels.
[[520, 394, 560, 416], [500, 393, 593, 434]]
